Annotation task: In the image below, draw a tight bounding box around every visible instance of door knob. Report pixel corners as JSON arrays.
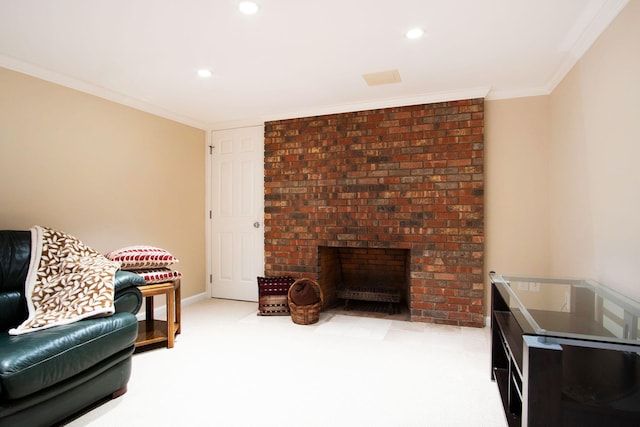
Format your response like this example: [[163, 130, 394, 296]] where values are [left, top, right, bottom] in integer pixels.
[[253, 221, 261, 228]]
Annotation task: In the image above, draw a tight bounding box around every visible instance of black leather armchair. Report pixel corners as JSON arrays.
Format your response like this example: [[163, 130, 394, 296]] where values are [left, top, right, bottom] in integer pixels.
[[0, 230, 144, 427]]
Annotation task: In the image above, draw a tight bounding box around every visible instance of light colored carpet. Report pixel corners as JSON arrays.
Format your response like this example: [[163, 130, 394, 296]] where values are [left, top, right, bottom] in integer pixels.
[[65, 298, 507, 427]]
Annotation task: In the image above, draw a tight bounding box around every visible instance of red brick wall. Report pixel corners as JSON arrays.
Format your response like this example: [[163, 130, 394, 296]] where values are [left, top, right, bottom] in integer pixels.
[[264, 99, 484, 327]]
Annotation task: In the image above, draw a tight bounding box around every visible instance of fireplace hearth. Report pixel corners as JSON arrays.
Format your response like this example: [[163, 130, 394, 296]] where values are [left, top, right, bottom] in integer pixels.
[[264, 99, 485, 326], [320, 246, 409, 316], [318, 246, 409, 314]]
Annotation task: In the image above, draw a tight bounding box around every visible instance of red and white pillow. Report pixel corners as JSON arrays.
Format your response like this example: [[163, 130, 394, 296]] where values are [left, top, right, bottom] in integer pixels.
[[133, 268, 183, 284], [105, 245, 179, 270]]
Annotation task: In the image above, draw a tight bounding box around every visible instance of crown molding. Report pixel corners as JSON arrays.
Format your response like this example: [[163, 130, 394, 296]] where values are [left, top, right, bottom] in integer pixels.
[[0, 55, 210, 130], [487, 0, 628, 101], [485, 86, 549, 101], [259, 86, 491, 123], [545, 0, 629, 95]]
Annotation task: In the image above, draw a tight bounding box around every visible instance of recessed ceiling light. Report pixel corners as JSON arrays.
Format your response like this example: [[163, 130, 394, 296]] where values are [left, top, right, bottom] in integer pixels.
[[238, 1, 259, 15], [197, 69, 212, 78], [406, 28, 424, 40]]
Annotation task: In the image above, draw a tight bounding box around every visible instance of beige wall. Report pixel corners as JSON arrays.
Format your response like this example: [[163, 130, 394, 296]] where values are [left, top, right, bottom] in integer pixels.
[[485, 2, 640, 309], [485, 96, 551, 309], [0, 67, 206, 299], [549, 1, 640, 301]]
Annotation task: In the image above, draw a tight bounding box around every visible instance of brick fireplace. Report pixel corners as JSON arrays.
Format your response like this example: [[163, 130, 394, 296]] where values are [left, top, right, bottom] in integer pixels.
[[320, 246, 410, 314], [264, 99, 484, 327]]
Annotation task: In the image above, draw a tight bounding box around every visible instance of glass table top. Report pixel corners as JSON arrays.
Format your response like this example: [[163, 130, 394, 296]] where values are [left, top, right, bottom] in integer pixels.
[[490, 273, 640, 347]]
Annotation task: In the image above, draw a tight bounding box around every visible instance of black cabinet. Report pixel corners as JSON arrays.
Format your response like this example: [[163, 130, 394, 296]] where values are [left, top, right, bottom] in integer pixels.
[[490, 273, 640, 426]]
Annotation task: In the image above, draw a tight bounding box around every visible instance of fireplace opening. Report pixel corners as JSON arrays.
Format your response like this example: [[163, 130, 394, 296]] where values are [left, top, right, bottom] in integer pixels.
[[319, 246, 410, 318]]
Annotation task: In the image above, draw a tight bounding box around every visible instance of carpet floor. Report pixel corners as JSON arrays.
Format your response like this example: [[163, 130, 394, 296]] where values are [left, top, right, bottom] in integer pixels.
[[65, 298, 507, 427]]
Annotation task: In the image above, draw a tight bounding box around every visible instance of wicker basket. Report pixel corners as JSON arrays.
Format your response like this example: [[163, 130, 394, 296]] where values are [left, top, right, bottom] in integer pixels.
[[288, 278, 323, 325]]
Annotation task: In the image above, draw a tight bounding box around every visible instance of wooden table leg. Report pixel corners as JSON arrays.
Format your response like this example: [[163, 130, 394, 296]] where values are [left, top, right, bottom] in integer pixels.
[[167, 284, 175, 348], [145, 291, 155, 331], [175, 279, 181, 335]]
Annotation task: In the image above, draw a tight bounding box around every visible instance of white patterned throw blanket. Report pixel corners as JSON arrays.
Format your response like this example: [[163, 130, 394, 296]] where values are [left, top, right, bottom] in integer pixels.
[[9, 226, 120, 335]]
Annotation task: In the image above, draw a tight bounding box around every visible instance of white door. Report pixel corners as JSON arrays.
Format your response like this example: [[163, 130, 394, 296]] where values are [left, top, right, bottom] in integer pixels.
[[210, 126, 264, 301]]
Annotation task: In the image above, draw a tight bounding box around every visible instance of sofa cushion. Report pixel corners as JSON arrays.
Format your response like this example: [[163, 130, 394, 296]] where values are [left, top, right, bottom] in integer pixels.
[[0, 230, 31, 331], [0, 230, 31, 293], [0, 291, 27, 331], [0, 312, 137, 400]]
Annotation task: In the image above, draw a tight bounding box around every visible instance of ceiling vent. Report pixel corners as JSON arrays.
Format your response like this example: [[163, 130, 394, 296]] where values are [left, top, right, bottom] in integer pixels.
[[362, 69, 402, 86]]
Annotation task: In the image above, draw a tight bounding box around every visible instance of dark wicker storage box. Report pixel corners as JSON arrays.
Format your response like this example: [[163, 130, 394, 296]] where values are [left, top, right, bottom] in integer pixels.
[[257, 276, 295, 316]]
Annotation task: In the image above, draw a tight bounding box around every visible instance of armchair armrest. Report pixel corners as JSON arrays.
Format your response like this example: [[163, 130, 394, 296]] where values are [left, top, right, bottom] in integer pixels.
[[113, 270, 144, 314]]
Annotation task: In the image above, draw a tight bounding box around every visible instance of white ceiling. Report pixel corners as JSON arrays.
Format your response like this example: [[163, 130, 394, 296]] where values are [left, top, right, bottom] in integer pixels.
[[0, 0, 628, 129]]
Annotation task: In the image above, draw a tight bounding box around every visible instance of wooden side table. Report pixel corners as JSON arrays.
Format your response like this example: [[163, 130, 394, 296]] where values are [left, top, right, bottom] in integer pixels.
[[135, 278, 181, 351]]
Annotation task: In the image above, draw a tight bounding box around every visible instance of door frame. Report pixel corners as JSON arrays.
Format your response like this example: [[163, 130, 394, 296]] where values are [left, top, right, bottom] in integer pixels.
[[205, 123, 265, 299]]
